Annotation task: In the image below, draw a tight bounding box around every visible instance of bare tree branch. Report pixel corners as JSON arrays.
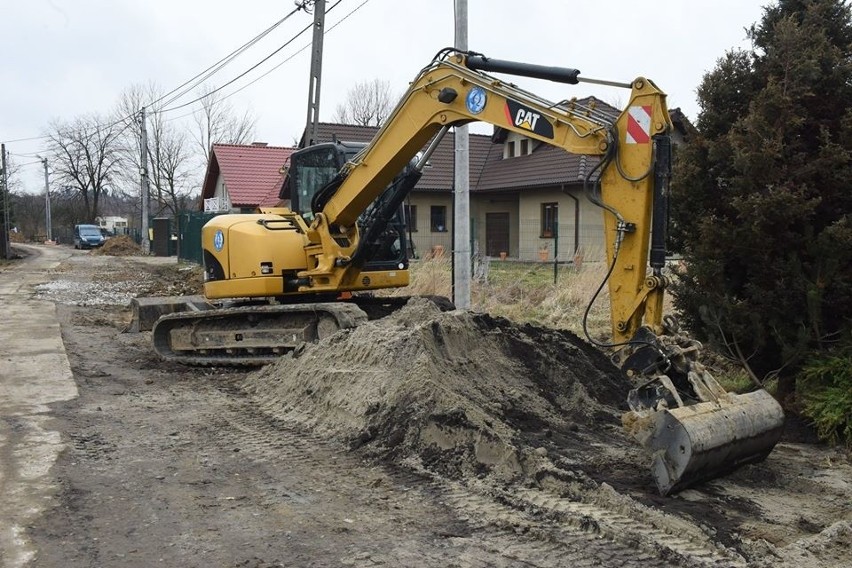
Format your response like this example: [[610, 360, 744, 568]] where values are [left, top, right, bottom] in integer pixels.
[[116, 83, 200, 216], [191, 85, 257, 165], [46, 114, 124, 223], [333, 79, 395, 126]]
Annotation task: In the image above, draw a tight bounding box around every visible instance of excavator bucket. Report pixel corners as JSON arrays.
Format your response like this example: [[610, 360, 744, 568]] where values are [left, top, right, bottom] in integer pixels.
[[626, 389, 784, 495], [620, 326, 785, 495]]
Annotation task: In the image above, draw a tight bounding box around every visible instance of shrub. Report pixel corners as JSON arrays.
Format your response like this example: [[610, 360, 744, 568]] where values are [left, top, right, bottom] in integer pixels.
[[798, 341, 852, 446]]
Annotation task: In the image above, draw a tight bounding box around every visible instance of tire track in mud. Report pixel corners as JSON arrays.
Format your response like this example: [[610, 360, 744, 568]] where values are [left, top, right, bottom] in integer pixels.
[[205, 382, 739, 567]]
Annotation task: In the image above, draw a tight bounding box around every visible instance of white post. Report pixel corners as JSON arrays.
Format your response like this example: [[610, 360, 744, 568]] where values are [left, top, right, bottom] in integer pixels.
[[452, 0, 471, 309], [139, 108, 151, 254]]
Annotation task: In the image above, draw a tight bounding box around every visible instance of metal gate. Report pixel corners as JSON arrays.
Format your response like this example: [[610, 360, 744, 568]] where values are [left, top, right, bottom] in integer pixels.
[[177, 211, 221, 265]]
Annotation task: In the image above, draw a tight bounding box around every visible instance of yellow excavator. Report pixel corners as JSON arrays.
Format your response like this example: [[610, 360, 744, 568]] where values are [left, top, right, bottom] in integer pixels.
[[151, 49, 784, 494]]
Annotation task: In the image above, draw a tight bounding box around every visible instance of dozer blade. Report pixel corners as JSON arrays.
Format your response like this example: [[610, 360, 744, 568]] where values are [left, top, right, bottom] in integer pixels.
[[626, 389, 784, 495]]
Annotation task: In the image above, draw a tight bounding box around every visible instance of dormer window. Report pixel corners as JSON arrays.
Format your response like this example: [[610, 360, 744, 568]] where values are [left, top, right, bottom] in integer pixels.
[[507, 140, 515, 158], [520, 139, 529, 155]]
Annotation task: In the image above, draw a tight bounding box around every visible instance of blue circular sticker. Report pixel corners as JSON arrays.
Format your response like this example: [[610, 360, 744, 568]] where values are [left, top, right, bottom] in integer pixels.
[[466, 86, 487, 115], [213, 229, 225, 252]]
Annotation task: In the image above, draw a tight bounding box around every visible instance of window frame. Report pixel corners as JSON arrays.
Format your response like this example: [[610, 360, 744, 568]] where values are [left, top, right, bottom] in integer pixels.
[[430, 205, 447, 233]]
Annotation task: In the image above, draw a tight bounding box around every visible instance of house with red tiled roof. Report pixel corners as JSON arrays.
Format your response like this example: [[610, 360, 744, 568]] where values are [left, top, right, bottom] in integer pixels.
[[199, 143, 295, 213]]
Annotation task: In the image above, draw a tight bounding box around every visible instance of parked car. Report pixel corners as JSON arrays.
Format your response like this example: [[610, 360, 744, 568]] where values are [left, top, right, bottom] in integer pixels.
[[74, 224, 105, 249]]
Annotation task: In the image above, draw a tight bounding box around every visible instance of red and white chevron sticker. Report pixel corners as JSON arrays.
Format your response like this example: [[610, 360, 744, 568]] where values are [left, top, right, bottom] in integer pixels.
[[626, 105, 652, 144]]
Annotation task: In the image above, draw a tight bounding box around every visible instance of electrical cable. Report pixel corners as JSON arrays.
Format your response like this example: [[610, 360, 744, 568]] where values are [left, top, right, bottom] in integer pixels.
[[154, 5, 305, 110], [160, 0, 345, 115], [159, 0, 370, 125], [201, 0, 371, 111], [0, 135, 49, 144], [1, 4, 310, 146]]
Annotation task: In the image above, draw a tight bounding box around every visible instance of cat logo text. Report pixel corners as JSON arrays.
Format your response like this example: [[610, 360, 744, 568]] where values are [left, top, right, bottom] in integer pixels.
[[504, 100, 554, 139]]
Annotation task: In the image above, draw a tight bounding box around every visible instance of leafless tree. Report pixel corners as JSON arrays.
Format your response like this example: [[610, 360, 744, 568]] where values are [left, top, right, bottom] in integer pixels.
[[333, 79, 395, 127], [1, 153, 24, 193], [192, 85, 257, 165], [148, 119, 193, 215], [117, 84, 195, 216], [9, 192, 45, 239], [45, 114, 124, 223]]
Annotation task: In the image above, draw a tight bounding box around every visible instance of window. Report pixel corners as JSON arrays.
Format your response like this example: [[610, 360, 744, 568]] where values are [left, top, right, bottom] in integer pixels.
[[520, 139, 529, 155], [431, 205, 447, 232], [541, 202, 558, 237], [405, 204, 418, 231], [506, 140, 515, 158]]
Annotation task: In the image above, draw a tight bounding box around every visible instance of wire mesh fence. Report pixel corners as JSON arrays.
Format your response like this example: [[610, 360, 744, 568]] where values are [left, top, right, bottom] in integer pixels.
[[407, 219, 608, 264]]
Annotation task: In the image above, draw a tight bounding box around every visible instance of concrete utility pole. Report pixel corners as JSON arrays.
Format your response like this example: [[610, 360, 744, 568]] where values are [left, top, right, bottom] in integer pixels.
[[41, 157, 52, 241], [304, 0, 326, 147], [452, 0, 471, 309], [1, 144, 10, 259], [139, 108, 151, 254]]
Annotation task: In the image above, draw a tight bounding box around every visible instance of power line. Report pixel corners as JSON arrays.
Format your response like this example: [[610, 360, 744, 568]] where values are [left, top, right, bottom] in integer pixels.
[[161, 0, 369, 123], [1, 0, 370, 149], [160, 0, 345, 114], [217, 0, 371, 106], [0, 4, 313, 146], [0, 135, 49, 144], [154, 4, 306, 110]]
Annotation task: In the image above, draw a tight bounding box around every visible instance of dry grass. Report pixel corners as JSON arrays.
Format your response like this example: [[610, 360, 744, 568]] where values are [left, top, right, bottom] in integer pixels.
[[398, 255, 615, 340]]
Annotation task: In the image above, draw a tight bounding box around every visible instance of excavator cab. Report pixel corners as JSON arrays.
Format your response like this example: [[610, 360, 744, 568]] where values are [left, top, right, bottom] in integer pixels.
[[284, 141, 411, 271]]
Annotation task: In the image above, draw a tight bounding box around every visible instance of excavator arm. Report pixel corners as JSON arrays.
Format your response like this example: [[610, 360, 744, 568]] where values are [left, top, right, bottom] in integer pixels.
[[298, 50, 670, 345]]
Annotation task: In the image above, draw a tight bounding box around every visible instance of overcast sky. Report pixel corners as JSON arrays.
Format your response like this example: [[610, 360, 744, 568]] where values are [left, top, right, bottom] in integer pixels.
[[1, 0, 768, 193]]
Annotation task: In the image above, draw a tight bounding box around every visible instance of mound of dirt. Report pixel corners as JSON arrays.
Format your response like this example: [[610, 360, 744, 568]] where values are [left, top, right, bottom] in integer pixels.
[[245, 298, 634, 484], [137, 263, 204, 297], [94, 235, 143, 256]]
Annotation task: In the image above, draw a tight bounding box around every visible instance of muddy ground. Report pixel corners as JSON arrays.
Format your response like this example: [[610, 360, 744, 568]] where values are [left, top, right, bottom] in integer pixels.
[[14, 248, 852, 567]]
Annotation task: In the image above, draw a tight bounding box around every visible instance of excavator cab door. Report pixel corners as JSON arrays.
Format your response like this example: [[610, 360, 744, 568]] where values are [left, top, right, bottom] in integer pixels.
[[287, 142, 410, 272]]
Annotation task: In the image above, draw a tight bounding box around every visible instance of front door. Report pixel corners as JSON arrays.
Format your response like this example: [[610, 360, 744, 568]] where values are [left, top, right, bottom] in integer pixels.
[[485, 212, 510, 257]]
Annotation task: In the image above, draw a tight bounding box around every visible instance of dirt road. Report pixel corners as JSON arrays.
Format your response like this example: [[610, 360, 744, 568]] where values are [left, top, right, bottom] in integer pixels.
[[3, 245, 851, 567]]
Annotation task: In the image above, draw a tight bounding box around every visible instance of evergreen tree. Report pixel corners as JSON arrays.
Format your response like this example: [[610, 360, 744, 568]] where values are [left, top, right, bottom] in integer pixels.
[[671, 0, 852, 400]]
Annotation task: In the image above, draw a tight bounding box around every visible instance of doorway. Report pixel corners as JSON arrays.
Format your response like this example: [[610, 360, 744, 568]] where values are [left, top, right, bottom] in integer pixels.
[[485, 212, 510, 257]]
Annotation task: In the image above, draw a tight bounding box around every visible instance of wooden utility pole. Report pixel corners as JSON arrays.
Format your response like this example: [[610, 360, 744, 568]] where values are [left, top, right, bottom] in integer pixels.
[[303, 0, 326, 147], [139, 108, 151, 254], [41, 158, 52, 241], [452, 0, 471, 309], [1, 144, 11, 259]]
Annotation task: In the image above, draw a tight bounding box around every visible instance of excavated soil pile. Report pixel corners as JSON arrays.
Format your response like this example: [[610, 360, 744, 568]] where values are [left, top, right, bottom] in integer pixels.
[[93, 235, 143, 256], [136, 263, 204, 297], [245, 298, 639, 484]]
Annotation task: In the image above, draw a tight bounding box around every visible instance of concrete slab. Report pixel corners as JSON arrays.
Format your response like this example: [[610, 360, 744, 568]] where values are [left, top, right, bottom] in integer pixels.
[[0, 244, 76, 568]]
